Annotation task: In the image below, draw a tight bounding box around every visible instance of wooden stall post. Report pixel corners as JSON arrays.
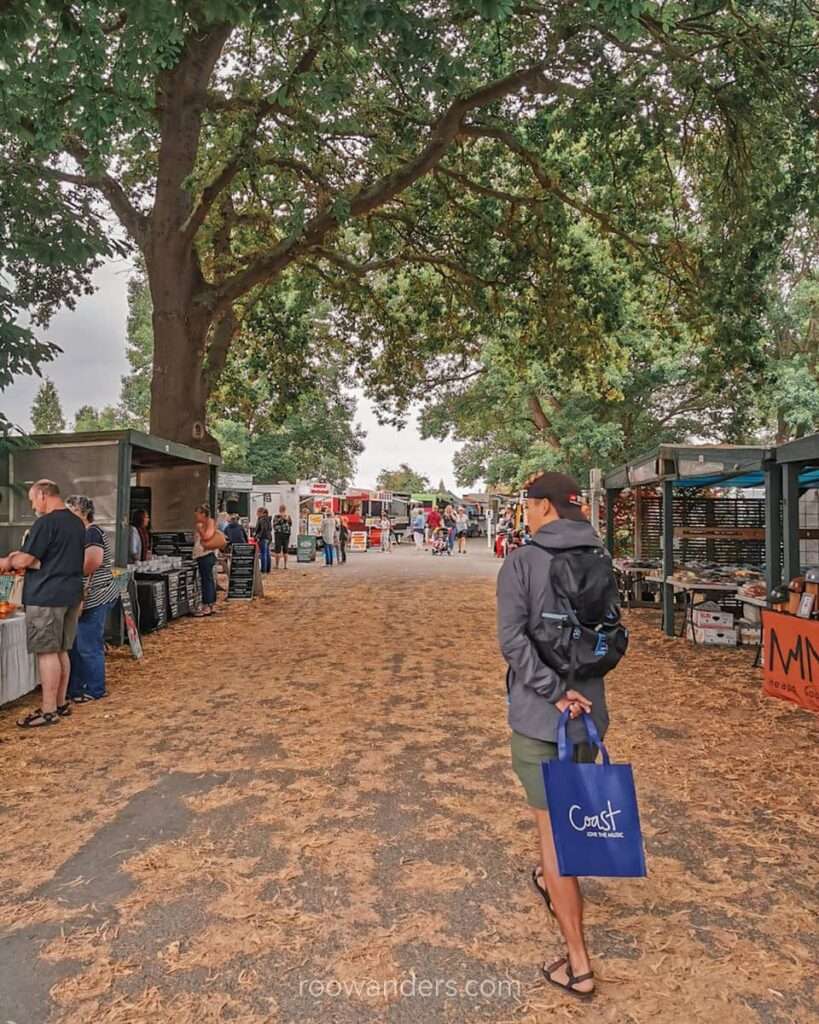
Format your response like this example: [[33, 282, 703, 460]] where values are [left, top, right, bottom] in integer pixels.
[[764, 458, 783, 593], [662, 478, 675, 636], [782, 461, 802, 582]]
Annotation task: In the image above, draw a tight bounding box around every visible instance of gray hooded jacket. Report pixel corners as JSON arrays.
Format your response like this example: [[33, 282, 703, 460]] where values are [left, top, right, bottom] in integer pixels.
[[496, 518, 610, 745]]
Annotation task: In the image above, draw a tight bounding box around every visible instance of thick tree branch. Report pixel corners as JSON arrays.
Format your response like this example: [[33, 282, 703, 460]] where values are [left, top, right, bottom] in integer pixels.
[[59, 141, 148, 246], [528, 394, 561, 448], [212, 62, 571, 313]]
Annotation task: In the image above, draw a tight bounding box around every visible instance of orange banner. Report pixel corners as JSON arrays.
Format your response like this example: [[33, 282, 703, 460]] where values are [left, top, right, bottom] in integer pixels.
[[761, 610, 819, 713]]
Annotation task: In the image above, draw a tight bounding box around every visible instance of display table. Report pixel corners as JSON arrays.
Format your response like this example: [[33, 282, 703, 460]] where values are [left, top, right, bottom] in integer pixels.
[[0, 613, 39, 706], [646, 576, 741, 641]]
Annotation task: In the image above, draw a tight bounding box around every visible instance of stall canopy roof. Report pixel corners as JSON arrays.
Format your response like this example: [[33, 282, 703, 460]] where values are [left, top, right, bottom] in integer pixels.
[[775, 431, 819, 468], [604, 444, 771, 490], [30, 430, 222, 470]]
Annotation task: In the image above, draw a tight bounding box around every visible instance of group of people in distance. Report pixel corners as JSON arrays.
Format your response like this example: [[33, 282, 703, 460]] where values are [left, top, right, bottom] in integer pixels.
[[251, 506, 293, 572], [411, 503, 469, 555]]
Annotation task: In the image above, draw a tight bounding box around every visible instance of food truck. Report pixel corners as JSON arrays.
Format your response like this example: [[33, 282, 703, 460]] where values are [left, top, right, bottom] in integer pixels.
[[336, 488, 411, 546]]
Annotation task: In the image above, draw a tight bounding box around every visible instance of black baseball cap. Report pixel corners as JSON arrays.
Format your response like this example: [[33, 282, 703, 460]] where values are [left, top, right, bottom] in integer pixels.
[[525, 472, 586, 522]]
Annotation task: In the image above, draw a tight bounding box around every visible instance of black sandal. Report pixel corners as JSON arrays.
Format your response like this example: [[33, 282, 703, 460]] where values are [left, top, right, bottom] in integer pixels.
[[17, 708, 60, 728], [532, 866, 556, 918], [57, 702, 72, 716], [70, 694, 94, 704], [542, 957, 595, 1000]]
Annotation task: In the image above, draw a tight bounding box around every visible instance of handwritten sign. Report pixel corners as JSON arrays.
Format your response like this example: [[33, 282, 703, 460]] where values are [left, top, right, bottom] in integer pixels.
[[350, 531, 368, 552], [761, 609, 819, 713]]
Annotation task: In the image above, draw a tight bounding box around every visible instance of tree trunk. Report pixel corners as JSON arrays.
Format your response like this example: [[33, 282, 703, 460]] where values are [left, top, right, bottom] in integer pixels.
[[143, 254, 218, 528]]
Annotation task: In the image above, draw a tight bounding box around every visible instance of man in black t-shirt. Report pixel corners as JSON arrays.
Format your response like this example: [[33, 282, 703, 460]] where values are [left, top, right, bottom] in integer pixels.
[[0, 479, 85, 728]]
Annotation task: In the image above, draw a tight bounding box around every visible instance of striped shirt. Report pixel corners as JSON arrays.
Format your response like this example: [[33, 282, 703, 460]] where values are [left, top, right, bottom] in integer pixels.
[[84, 525, 119, 610]]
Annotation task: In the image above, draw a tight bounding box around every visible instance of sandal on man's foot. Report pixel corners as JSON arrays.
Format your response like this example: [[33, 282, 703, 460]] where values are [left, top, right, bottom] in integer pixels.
[[17, 708, 60, 728], [542, 957, 595, 1000], [531, 866, 556, 918], [56, 702, 72, 716]]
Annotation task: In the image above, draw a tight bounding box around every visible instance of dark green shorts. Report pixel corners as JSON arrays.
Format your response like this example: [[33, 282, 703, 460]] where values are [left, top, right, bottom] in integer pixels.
[[511, 731, 597, 811]]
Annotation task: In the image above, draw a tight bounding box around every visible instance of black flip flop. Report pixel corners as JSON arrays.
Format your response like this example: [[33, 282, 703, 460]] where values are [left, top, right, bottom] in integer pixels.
[[17, 708, 60, 728], [531, 866, 556, 918], [542, 957, 595, 1000]]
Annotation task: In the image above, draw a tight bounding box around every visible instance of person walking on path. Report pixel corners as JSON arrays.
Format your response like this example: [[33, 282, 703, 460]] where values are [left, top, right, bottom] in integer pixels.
[[380, 514, 392, 552], [193, 504, 225, 616], [65, 495, 119, 703], [443, 504, 457, 554], [321, 511, 337, 566], [337, 516, 349, 563], [497, 471, 608, 999], [255, 507, 272, 574], [455, 507, 469, 553], [0, 480, 85, 727], [411, 507, 426, 550], [427, 504, 442, 538], [273, 506, 292, 569]]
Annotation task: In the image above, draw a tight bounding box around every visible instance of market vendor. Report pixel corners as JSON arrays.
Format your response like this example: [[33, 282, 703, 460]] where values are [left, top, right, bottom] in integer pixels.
[[0, 480, 85, 728], [65, 495, 119, 702], [130, 509, 152, 562]]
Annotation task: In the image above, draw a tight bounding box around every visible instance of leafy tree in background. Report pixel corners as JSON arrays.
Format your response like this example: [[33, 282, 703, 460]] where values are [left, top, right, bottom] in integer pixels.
[[4, 0, 816, 476], [376, 465, 430, 493], [30, 378, 65, 434]]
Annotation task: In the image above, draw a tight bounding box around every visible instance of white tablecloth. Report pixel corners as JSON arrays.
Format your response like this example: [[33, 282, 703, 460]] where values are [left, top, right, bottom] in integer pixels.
[[0, 613, 39, 706]]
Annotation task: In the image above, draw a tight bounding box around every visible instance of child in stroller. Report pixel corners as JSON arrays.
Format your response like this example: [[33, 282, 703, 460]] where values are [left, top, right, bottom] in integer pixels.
[[431, 527, 450, 555]]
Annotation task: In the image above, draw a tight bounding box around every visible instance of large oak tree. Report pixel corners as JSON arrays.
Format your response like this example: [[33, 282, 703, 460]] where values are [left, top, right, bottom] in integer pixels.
[[2, 1, 815, 490]]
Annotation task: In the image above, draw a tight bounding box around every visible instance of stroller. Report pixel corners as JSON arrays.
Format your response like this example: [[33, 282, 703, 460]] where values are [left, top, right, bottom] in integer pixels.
[[431, 528, 450, 556]]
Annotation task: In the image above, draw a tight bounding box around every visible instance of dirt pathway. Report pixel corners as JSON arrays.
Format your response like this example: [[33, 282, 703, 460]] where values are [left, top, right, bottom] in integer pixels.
[[0, 542, 816, 1024]]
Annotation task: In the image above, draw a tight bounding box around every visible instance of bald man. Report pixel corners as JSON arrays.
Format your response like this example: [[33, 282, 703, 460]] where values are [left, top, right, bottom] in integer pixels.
[[0, 480, 85, 727]]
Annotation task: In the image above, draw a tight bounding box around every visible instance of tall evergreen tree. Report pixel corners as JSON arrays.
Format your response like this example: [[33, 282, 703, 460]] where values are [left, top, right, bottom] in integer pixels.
[[30, 378, 65, 434]]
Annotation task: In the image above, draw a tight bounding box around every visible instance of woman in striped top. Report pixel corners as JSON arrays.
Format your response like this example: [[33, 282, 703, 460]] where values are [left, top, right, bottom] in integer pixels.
[[65, 495, 119, 702]]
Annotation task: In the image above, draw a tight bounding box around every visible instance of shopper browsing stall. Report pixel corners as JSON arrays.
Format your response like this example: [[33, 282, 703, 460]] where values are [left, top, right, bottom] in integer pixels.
[[65, 495, 119, 702], [0, 480, 85, 728], [223, 514, 248, 545], [193, 504, 225, 616]]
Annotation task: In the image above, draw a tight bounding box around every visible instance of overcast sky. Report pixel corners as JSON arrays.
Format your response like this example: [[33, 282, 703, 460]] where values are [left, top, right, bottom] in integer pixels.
[[3, 261, 463, 490]]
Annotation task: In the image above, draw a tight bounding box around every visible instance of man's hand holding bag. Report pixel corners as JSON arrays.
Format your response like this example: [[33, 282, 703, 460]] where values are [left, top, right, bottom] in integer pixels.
[[542, 709, 647, 878]]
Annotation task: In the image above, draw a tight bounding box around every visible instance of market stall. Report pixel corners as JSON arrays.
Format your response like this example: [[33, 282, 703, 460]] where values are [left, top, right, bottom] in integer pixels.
[[0, 431, 222, 704], [604, 445, 771, 638]]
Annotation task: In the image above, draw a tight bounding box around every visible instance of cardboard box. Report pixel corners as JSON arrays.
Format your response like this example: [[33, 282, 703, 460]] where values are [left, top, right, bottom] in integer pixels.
[[692, 608, 734, 629], [686, 624, 738, 646]]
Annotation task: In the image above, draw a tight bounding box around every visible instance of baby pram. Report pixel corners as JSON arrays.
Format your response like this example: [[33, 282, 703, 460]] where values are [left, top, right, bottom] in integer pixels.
[[431, 528, 450, 556]]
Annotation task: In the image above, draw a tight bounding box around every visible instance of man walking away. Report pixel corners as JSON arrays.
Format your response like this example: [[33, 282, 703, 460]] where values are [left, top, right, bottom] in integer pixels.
[[255, 507, 273, 574], [497, 471, 611, 999], [273, 505, 292, 569], [321, 511, 336, 566], [0, 480, 85, 727]]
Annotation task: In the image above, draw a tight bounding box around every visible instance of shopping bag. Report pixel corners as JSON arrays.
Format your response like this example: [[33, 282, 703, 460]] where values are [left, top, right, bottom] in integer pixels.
[[542, 710, 646, 878]]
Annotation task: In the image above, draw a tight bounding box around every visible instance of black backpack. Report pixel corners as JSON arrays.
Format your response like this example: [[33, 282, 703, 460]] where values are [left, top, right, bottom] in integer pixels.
[[530, 542, 628, 682]]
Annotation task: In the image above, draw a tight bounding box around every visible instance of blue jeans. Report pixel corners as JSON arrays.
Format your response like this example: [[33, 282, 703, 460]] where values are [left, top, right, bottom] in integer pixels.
[[258, 539, 271, 573], [198, 552, 217, 606], [68, 601, 109, 699], [324, 543, 335, 565]]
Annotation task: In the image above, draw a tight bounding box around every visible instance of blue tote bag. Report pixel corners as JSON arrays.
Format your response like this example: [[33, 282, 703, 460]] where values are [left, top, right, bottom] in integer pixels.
[[542, 710, 646, 878]]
